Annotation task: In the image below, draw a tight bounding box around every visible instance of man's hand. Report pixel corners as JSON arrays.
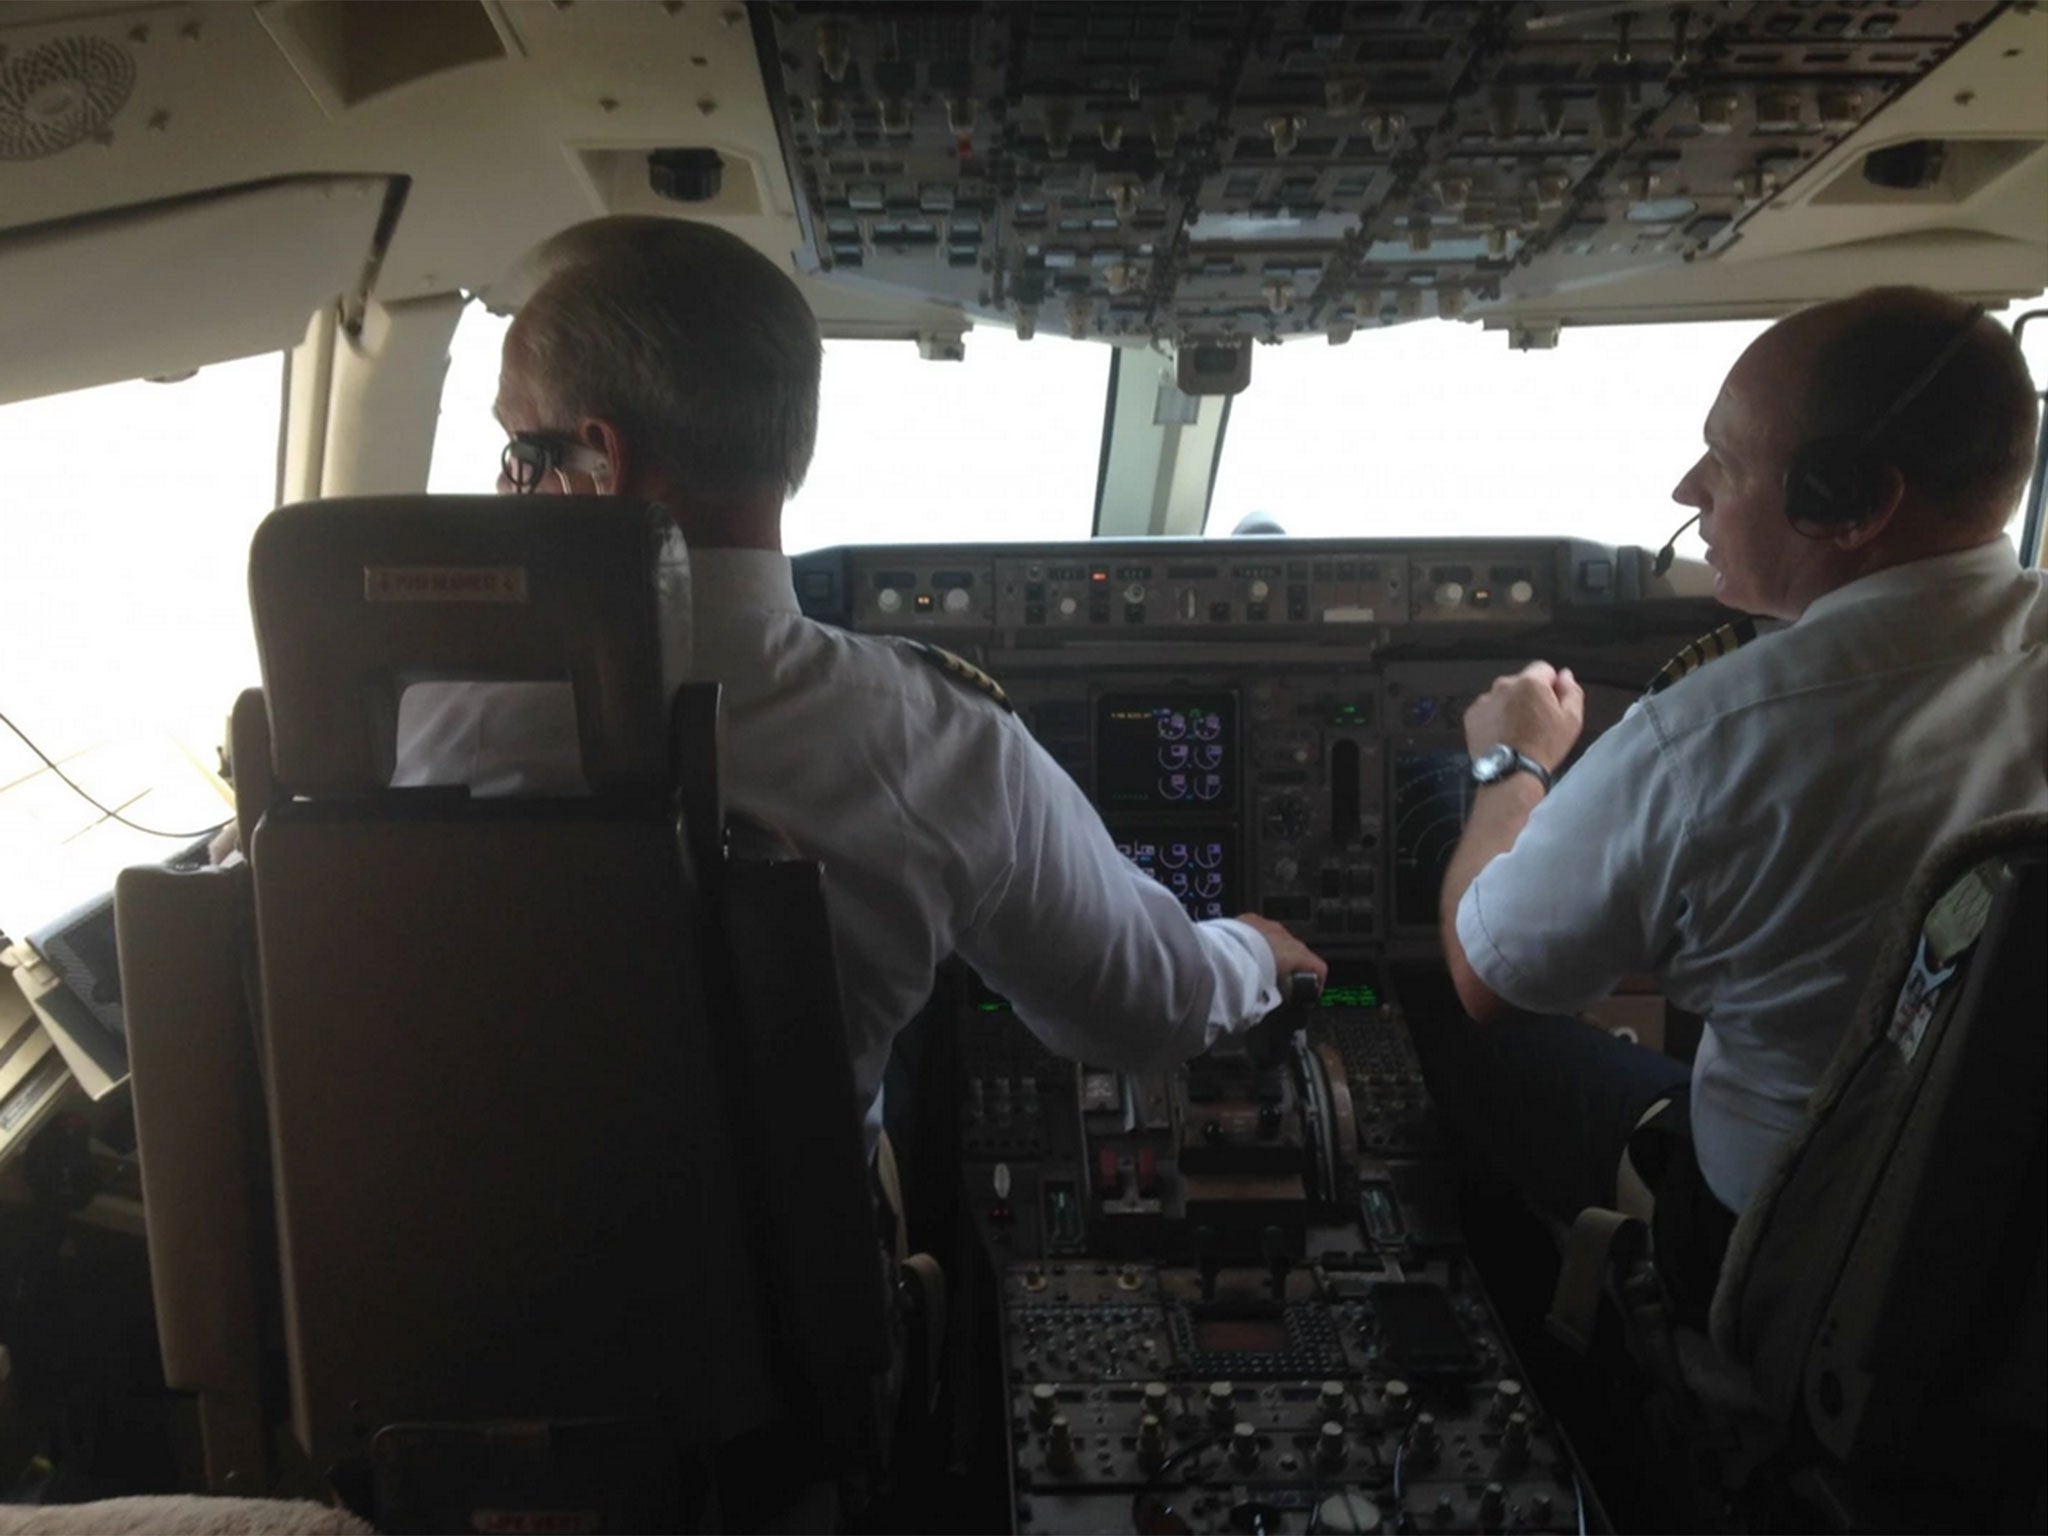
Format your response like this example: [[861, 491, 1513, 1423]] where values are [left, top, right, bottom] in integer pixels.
[[1237, 912, 1329, 994], [1462, 661, 1585, 772]]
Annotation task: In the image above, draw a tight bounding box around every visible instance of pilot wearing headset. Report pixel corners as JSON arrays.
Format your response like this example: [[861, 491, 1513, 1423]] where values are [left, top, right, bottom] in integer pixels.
[[1423, 287, 2046, 1322]]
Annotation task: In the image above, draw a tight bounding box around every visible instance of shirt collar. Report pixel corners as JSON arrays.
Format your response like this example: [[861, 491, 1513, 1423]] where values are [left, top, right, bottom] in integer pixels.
[[688, 547, 802, 621], [1798, 540, 2023, 625]]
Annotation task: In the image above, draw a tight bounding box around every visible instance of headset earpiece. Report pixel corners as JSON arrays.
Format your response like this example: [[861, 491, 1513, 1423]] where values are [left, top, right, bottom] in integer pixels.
[[1781, 303, 1984, 536], [1782, 435, 1890, 530]]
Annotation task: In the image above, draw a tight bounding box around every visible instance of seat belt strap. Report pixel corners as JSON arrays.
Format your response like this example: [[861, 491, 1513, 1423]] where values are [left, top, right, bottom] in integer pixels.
[[1547, 1207, 1646, 1356]]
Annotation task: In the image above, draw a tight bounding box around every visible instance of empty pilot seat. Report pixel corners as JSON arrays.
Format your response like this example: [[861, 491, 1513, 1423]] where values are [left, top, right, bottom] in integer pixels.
[[121, 497, 891, 1531], [1549, 810, 2047, 1532]]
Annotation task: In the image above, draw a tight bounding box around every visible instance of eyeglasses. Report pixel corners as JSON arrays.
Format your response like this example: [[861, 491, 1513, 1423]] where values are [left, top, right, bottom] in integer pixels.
[[501, 431, 604, 494]]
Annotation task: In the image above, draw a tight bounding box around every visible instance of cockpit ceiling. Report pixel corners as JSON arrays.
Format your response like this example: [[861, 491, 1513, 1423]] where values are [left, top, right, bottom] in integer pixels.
[[0, 0, 2043, 401], [756, 0, 2048, 343]]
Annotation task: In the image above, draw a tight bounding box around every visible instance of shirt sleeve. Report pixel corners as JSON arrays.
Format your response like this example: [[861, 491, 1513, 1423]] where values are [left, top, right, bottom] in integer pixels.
[[1455, 702, 1694, 1016], [956, 717, 1282, 1071]]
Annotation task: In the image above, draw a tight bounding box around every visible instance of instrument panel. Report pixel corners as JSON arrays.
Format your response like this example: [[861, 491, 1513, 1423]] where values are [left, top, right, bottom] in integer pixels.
[[799, 537, 1705, 1534]]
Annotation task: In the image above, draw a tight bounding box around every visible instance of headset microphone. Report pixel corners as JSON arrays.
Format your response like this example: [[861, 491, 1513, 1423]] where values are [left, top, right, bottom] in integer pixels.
[[1652, 511, 1704, 577]]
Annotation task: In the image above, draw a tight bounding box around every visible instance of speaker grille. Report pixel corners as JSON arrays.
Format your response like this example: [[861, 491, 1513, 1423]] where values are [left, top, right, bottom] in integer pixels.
[[0, 36, 136, 161]]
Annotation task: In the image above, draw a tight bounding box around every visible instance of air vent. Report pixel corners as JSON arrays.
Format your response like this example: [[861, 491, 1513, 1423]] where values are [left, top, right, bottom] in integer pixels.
[[0, 36, 136, 161]]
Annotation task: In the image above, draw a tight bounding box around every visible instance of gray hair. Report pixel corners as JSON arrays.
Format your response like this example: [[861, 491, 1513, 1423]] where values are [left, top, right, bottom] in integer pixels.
[[512, 216, 822, 495], [1795, 286, 2039, 527]]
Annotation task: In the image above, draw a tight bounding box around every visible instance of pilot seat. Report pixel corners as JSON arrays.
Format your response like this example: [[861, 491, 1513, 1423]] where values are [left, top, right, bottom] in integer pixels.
[[117, 497, 897, 1531]]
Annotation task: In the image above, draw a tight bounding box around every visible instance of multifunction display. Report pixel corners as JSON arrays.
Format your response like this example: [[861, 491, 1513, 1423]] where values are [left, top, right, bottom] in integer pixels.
[[1113, 828, 1237, 922], [1391, 748, 1475, 930], [1095, 693, 1236, 814]]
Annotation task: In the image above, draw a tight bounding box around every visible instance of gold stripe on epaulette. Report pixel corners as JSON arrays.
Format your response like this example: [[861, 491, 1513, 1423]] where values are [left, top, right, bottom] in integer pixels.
[[905, 639, 1014, 713], [1646, 616, 1759, 695]]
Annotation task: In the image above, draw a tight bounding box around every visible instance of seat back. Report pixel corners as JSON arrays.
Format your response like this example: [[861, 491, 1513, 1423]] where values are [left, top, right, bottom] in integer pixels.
[[128, 497, 887, 1523], [1713, 810, 2047, 1527]]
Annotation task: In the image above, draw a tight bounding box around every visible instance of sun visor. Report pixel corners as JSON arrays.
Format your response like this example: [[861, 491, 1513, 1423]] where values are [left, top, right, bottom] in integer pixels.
[[0, 175, 394, 406]]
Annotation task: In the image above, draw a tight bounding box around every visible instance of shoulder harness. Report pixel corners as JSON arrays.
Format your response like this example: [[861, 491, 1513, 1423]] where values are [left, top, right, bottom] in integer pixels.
[[1646, 616, 1758, 696], [903, 639, 1014, 714]]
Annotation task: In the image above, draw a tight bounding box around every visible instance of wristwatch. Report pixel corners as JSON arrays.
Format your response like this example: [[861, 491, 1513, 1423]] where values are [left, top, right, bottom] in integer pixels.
[[1469, 743, 1554, 792]]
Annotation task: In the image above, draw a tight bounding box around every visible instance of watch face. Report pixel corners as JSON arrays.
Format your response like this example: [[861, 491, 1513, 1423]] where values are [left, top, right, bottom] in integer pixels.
[[1470, 744, 1512, 782]]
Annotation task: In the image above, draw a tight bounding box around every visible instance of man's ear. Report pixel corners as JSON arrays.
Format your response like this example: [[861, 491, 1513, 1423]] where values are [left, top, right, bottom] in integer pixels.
[[1832, 464, 1906, 550], [580, 417, 628, 495]]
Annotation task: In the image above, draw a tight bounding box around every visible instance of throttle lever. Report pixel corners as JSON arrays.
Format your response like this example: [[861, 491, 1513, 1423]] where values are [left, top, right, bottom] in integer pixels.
[[1244, 969, 1323, 1069]]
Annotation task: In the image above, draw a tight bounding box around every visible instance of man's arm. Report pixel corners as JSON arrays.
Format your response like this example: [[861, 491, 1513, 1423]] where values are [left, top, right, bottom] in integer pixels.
[[959, 720, 1326, 1070], [1439, 662, 1585, 1022]]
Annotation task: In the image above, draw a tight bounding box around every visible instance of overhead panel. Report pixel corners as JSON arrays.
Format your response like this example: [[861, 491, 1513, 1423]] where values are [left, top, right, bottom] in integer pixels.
[[751, 1, 2009, 348]]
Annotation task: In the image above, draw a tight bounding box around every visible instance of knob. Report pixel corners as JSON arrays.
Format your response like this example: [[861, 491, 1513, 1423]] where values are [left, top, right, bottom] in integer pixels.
[[1498, 1409, 1531, 1474], [1433, 1493, 1457, 1529], [1318, 1380, 1348, 1423], [1274, 857, 1300, 885], [1047, 1413, 1075, 1475], [1491, 1379, 1524, 1423], [877, 587, 905, 614], [1137, 1412, 1166, 1471], [1316, 1493, 1383, 1534], [1382, 1379, 1412, 1424], [1143, 1381, 1171, 1417], [1508, 579, 1535, 606], [1434, 582, 1464, 608], [1249, 578, 1271, 602], [1316, 1419, 1347, 1471], [1207, 1380, 1235, 1424], [1030, 1382, 1057, 1428], [1057, 595, 1079, 617], [942, 587, 971, 614], [1124, 582, 1146, 605], [1480, 1483, 1506, 1530], [1408, 1410, 1440, 1470], [1230, 1421, 1260, 1469]]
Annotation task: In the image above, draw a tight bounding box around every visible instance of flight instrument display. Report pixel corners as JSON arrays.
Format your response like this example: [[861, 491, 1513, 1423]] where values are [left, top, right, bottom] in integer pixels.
[[1095, 693, 1236, 814], [1112, 827, 1237, 922]]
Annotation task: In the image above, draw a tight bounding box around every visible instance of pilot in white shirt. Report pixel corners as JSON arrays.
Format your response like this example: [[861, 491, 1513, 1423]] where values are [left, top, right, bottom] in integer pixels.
[[397, 214, 1325, 1145], [1431, 288, 2043, 1315]]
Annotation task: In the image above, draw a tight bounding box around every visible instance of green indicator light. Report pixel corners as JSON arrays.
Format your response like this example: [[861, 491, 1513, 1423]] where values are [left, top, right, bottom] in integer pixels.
[[1319, 984, 1380, 1009], [975, 1000, 1011, 1013]]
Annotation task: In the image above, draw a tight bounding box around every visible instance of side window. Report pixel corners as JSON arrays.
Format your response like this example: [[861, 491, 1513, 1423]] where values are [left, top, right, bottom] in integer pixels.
[[0, 355, 280, 934]]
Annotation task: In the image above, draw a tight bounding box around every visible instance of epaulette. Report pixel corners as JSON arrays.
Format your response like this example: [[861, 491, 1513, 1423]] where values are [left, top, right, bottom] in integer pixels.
[[903, 639, 1014, 713], [1646, 616, 1759, 695]]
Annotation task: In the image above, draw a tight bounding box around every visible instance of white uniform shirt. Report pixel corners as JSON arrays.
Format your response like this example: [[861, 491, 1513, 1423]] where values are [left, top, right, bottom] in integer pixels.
[[1457, 541, 2048, 1213], [394, 549, 1283, 1140]]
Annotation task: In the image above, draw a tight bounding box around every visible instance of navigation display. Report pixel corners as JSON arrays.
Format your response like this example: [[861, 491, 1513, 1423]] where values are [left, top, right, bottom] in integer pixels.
[[1096, 693, 1236, 813], [1391, 748, 1474, 929], [1113, 827, 1237, 922]]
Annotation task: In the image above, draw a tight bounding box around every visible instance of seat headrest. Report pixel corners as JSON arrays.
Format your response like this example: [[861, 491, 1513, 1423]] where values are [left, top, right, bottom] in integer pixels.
[[249, 497, 689, 796]]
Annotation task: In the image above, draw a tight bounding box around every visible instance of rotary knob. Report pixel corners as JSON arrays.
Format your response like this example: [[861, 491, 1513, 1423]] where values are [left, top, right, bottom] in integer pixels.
[[942, 587, 971, 614], [1230, 1421, 1260, 1470], [1249, 578, 1271, 602], [1316, 1419, 1347, 1471], [1030, 1382, 1057, 1428], [1207, 1380, 1236, 1423], [1434, 581, 1465, 609], [1058, 595, 1079, 617], [1124, 582, 1146, 605], [877, 587, 905, 614], [1507, 579, 1535, 606]]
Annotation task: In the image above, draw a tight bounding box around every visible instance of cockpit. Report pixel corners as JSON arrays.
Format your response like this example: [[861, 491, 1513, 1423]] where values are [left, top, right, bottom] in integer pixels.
[[1, 2, 2045, 1531]]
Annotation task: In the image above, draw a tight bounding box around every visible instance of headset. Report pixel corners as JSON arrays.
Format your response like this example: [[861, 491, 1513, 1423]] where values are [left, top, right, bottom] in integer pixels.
[[1781, 304, 1986, 530]]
